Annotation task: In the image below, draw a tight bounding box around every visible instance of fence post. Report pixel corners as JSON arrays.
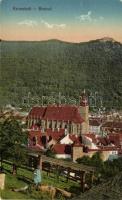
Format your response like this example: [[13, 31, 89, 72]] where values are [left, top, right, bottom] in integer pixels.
[[80, 171, 86, 193]]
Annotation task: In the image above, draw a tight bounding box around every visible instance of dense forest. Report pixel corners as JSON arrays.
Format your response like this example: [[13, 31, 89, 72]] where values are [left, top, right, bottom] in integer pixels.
[[0, 38, 122, 109]]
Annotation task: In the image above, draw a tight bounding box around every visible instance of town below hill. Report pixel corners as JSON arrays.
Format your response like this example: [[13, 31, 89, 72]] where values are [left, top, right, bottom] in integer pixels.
[[0, 102, 122, 200]]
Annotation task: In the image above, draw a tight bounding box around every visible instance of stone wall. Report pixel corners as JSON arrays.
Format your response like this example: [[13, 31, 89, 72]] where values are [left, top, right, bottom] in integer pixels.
[[73, 146, 117, 162], [72, 146, 83, 162], [0, 174, 5, 190]]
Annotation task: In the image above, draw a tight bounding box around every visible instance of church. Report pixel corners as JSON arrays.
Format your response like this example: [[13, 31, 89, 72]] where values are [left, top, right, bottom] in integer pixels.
[[27, 92, 89, 135]]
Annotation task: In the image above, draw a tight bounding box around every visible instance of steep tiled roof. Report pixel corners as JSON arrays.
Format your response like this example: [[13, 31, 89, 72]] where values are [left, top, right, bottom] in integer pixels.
[[102, 121, 122, 129], [29, 128, 65, 143], [28, 106, 46, 119], [89, 119, 101, 126], [69, 134, 81, 143], [85, 133, 97, 143], [46, 128, 65, 141], [109, 133, 122, 147], [97, 137, 110, 146], [53, 144, 72, 154], [85, 132, 122, 148], [88, 147, 119, 152], [73, 110, 84, 123], [28, 105, 84, 124]]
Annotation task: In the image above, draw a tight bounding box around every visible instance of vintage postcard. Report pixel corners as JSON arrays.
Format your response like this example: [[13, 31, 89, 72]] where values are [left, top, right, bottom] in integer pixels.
[[0, 0, 122, 200]]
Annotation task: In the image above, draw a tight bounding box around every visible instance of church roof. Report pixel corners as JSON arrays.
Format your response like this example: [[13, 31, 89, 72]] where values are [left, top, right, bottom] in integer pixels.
[[28, 106, 46, 119], [28, 105, 84, 124]]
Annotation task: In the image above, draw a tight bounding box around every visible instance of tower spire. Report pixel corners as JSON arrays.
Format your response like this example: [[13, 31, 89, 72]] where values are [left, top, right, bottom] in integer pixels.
[[79, 90, 89, 134], [80, 90, 88, 107]]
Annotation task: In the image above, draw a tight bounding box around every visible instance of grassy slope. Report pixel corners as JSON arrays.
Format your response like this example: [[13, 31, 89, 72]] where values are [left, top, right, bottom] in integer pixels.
[[1, 162, 79, 199]]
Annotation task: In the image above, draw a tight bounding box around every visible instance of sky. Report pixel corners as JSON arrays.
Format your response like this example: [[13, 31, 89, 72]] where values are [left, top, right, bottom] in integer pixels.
[[0, 0, 122, 42]]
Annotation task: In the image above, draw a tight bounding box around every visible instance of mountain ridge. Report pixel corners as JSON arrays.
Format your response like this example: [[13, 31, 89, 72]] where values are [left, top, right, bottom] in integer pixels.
[[0, 37, 121, 44], [0, 38, 122, 109]]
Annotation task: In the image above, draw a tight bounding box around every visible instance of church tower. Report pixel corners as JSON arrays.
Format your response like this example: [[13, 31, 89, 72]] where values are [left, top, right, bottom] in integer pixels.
[[79, 90, 89, 134]]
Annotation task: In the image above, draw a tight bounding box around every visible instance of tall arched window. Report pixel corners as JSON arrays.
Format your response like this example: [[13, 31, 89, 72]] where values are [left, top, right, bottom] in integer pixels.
[[55, 121, 57, 129], [32, 136, 36, 146], [59, 121, 62, 128], [65, 124, 67, 129], [49, 121, 52, 129]]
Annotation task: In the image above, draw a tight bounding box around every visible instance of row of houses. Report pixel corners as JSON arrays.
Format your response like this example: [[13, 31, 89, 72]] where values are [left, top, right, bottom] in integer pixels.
[[89, 118, 122, 134], [28, 127, 122, 162]]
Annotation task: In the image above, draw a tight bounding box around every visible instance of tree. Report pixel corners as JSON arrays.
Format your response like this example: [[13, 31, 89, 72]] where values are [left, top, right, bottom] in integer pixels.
[[101, 158, 122, 178], [46, 149, 55, 158], [91, 152, 103, 168], [1, 40, 122, 109], [76, 156, 91, 165], [0, 117, 28, 174], [76, 153, 104, 172]]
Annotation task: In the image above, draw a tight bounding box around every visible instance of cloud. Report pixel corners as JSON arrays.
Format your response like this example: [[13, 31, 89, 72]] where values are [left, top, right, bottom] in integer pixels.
[[120, 0, 122, 2], [77, 11, 104, 22], [78, 11, 92, 22], [18, 20, 38, 27], [41, 19, 66, 29]]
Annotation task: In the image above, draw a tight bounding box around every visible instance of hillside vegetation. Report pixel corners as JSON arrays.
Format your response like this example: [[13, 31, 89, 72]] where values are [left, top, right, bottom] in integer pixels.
[[72, 172, 122, 200], [0, 38, 122, 109]]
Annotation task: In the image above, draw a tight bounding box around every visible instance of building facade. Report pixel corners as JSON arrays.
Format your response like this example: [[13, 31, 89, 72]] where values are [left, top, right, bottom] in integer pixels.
[[27, 92, 89, 135]]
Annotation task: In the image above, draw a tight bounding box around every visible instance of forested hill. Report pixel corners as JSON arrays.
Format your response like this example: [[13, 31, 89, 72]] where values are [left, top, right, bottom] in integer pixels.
[[0, 38, 122, 109]]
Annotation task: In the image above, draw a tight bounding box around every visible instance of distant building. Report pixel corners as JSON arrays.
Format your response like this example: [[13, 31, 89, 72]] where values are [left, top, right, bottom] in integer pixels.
[[89, 119, 101, 134], [72, 139, 119, 162], [102, 121, 122, 132]]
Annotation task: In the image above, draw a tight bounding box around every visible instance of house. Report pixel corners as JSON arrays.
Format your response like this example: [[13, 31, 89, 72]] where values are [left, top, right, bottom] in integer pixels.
[[52, 144, 72, 159], [28, 128, 65, 150], [89, 119, 101, 134], [28, 121, 122, 162], [82, 133, 98, 149], [72, 143, 119, 162], [108, 132, 122, 148], [60, 133, 81, 145], [101, 121, 122, 132], [28, 130, 44, 150], [72, 131, 122, 162], [46, 128, 65, 148]]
